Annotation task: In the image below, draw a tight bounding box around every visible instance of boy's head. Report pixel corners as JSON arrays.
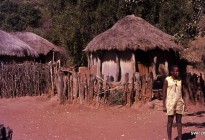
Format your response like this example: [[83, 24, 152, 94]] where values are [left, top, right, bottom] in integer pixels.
[[170, 65, 180, 78]]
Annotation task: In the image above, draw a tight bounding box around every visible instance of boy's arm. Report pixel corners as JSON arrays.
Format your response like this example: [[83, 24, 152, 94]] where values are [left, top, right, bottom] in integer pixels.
[[162, 79, 168, 112]]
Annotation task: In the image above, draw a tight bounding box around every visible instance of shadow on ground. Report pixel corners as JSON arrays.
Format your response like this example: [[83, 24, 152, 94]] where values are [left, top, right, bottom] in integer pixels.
[[175, 132, 196, 140], [183, 122, 205, 128], [185, 111, 205, 117], [173, 122, 205, 128]]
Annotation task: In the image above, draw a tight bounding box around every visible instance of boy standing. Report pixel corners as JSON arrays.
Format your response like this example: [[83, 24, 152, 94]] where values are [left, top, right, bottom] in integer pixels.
[[163, 65, 185, 140]]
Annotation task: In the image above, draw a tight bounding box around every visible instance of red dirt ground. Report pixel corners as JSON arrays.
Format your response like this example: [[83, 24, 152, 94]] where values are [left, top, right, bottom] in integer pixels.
[[0, 96, 204, 140]]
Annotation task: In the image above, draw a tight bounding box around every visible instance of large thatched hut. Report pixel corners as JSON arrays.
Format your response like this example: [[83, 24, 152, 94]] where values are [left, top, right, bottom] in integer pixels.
[[84, 15, 183, 82], [12, 32, 67, 63], [0, 30, 38, 63]]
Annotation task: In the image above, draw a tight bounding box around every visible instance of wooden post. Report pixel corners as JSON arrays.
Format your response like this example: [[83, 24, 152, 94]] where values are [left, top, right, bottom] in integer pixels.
[[152, 56, 157, 80], [124, 73, 131, 106], [134, 72, 141, 103], [84, 75, 89, 103], [146, 73, 153, 101], [165, 61, 169, 76], [97, 80, 102, 103], [63, 75, 68, 101], [69, 74, 73, 102], [67, 73, 71, 103], [57, 71, 64, 104], [130, 73, 135, 105], [88, 74, 95, 102], [52, 48, 55, 62], [73, 72, 78, 101], [131, 53, 135, 82], [141, 74, 146, 102], [94, 77, 100, 103], [97, 57, 101, 77], [103, 76, 109, 103], [79, 75, 84, 104], [87, 54, 90, 69], [50, 63, 54, 97]]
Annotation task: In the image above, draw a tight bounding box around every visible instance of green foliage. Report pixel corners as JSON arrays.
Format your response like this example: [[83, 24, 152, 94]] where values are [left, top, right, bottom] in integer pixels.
[[173, 0, 205, 45], [108, 90, 126, 106], [0, 0, 203, 67], [45, 0, 131, 67], [0, 0, 19, 13], [2, 13, 26, 31], [0, 0, 42, 31], [18, 3, 42, 28], [159, 0, 192, 35], [0, 13, 6, 26], [43, 0, 204, 67]]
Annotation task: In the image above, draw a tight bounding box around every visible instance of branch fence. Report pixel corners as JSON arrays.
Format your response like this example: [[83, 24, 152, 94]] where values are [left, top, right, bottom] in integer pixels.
[[0, 62, 51, 98]]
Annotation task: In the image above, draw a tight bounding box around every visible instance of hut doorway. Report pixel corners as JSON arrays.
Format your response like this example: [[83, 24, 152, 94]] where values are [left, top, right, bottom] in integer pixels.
[[135, 50, 150, 75]]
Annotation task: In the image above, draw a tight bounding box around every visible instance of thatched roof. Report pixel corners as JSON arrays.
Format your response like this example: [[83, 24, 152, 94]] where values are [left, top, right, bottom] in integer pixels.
[[84, 15, 183, 52], [181, 37, 205, 63], [12, 32, 64, 55], [198, 15, 205, 32], [0, 30, 38, 57]]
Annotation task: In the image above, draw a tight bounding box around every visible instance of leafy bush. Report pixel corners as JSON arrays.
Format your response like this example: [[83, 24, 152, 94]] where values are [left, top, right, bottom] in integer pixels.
[[108, 90, 126, 106], [2, 13, 26, 31], [0, 0, 42, 31]]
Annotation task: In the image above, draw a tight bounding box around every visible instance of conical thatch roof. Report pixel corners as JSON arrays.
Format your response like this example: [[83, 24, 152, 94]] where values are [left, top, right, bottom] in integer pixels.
[[0, 30, 38, 57], [12, 32, 64, 55], [84, 15, 183, 52], [181, 37, 205, 63]]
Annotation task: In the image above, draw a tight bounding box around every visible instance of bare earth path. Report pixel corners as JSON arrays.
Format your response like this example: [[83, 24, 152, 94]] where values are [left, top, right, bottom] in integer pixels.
[[0, 96, 204, 140]]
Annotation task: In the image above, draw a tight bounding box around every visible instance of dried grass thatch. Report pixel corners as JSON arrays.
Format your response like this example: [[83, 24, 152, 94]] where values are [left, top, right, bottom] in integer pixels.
[[11, 32, 65, 55], [0, 30, 38, 57], [198, 13, 205, 33], [181, 37, 205, 63], [84, 15, 183, 52]]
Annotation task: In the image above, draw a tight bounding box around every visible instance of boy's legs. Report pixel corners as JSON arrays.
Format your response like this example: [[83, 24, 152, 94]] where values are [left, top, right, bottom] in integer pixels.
[[167, 115, 174, 140], [176, 113, 182, 140]]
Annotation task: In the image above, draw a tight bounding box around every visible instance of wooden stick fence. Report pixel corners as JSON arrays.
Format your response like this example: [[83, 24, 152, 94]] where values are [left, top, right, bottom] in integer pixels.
[[0, 62, 51, 98], [1, 62, 204, 107], [56, 69, 154, 106]]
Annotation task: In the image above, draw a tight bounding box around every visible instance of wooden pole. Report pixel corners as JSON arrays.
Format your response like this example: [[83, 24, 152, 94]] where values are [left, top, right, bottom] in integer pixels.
[[73, 72, 78, 101], [97, 57, 101, 77], [84, 75, 89, 103], [57, 71, 64, 104], [89, 75, 95, 102], [103, 76, 109, 103], [67, 73, 71, 103], [130, 73, 135, 105], [146, 73, 153, 101], [63, 75, 68, 101], [141, 74, 146, 102], [134, 72, 141, 103], [50, 62, 54, 97], [79, 75, 84, 104], [152, 56, 157, 80], [124, 73, 131, 107], [51, 49, 55, 97]]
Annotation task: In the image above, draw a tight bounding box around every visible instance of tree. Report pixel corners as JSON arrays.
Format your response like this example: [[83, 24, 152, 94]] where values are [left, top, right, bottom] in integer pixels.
[[45, 0, 136, 67], [2, 14, 26, 31], [0, 0, 42, 31], [45, 0, 202, 67]]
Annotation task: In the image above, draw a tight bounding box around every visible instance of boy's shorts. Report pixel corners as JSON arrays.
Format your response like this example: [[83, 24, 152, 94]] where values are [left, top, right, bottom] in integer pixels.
[[166, 100, 184, 115]]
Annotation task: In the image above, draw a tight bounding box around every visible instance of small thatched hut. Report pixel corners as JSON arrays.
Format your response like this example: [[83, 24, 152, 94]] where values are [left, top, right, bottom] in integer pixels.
[[0, 30, 38, 63], [181, 37, 205, 63], [84, 15, 183, 82], [12, 32, 67, 63]]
